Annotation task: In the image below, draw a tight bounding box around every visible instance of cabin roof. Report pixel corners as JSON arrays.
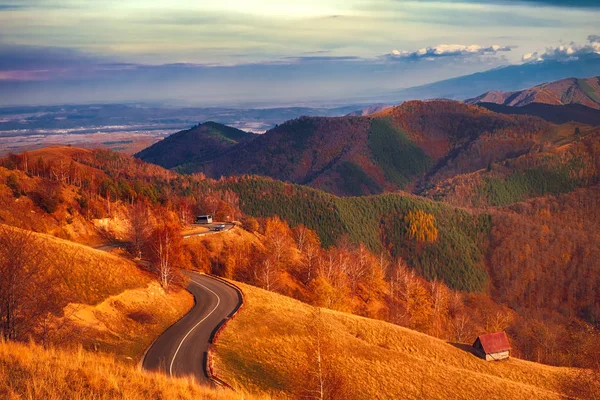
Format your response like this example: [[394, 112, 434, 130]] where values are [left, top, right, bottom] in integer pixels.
[[474, 331, 511, 354]]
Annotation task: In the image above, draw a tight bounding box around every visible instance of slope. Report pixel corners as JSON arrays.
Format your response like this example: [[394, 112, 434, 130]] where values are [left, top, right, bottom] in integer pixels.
[[136, 121, 254, 169], [421, 125, 600, 208], [466, 76, 600, 110], [0, 224, 193, 358], [222, 176, 491, 292], [373, 100, 553, 188], [0, 340, 248, 400], [141, 100, 559, 197], [213, 282, 580, 400]]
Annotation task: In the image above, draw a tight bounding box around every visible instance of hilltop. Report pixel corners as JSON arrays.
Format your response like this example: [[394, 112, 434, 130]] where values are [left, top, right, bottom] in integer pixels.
[[136, 122, 254, 169], [213, 282, 584, 400], [466, 76, 600, 110]]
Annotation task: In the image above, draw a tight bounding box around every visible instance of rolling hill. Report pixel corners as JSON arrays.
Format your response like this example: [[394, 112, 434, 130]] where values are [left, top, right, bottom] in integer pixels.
[[135, 121, 254, 169], [213, 281, 584, 400], [466, 76, 600, 110], [138, 100, 568, 197], [4, 145, 599, 372]]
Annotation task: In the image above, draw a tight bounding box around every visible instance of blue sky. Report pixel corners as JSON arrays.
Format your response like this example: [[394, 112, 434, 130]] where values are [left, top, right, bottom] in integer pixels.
[[0, 0, 599, 106]]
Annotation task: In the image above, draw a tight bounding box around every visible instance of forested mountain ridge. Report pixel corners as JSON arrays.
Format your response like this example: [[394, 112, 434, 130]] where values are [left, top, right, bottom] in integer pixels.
[[138, 100, 579, 198]]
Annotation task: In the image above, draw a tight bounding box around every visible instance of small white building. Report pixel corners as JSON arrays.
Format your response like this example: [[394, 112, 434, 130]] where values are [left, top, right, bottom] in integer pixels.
[[196, 215, 213, 224]]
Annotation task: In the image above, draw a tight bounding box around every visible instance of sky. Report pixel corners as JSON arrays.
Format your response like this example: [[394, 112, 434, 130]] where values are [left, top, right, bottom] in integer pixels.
[[0, 0, 599, 106]]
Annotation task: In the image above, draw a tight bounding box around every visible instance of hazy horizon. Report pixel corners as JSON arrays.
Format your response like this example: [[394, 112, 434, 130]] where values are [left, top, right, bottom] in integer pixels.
[[0, 0, 599, 106]]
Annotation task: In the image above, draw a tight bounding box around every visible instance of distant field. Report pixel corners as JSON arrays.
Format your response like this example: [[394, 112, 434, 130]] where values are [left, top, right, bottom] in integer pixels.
[[214, 282, 579, 400], [0, 132, 163, 156]]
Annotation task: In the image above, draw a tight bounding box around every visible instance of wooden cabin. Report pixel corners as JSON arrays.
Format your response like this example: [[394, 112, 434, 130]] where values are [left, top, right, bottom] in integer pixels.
[[472, 331, 511, 361]]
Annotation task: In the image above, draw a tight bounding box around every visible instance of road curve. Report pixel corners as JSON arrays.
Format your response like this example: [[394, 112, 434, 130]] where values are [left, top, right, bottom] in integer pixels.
[[142, 272, 242, 384]]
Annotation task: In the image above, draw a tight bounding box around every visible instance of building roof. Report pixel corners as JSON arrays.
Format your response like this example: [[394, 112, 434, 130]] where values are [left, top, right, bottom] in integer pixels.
[[474, 331, 511, 354]]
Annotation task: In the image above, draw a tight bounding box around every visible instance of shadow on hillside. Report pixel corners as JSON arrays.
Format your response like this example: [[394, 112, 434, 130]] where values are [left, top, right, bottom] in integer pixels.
[[448, 342, 478, 357]]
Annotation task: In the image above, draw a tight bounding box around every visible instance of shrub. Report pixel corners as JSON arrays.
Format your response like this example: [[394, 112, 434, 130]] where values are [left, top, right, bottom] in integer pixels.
[[241, 216, 259, 233]]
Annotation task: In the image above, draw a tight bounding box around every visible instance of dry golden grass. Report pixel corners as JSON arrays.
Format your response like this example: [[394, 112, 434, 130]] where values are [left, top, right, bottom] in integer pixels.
[[1, 224, 193, 360], [61, 281, 193, 360], [0, 340, 252, 400], [8, 224, 151, 306], [214, 283, 581, 400]]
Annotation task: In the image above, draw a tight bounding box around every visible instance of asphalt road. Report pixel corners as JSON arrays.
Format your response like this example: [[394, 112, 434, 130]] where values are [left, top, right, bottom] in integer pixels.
[[142, 272, 242, 383], [93, 223, 235, 251], [182, 223, 235, 239]]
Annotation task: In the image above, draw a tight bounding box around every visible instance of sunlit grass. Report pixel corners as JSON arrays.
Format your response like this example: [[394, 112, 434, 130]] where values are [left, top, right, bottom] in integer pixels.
[[214, 282, 580, 399], [0, 340, 252, 400]]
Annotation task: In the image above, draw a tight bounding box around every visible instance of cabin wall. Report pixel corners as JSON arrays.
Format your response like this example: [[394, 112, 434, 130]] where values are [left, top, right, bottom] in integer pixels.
[[485, 351, 510, 361]]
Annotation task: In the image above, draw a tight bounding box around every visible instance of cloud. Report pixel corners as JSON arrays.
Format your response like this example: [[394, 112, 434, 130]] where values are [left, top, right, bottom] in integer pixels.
[[0, 44, 107, 71], [522, 35, 600, 62], [455, 0, 600, 8], [385, 44, 514, 61], [588, 35, 600, 43]]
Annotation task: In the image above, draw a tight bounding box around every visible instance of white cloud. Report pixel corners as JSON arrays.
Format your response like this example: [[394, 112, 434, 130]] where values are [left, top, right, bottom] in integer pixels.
[[522, 35, 600, 62], [386, 44, 513, 60]]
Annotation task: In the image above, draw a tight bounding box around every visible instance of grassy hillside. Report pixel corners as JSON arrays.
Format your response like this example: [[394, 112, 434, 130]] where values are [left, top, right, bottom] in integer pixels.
[[0, 224, 193, 359], [213, 282, 579, 400], [0, 341, 248, 400]]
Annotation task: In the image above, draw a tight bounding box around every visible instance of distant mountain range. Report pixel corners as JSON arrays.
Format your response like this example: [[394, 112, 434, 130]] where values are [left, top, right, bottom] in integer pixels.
[[466, 76, 600, 109], [387, 55, 600, 102], [462, 76, 600, 125], [475, 102, 600, 126]]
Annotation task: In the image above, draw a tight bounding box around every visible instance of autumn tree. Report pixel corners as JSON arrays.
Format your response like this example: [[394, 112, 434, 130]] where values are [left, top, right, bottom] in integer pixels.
[[127, 200, 153, 259], [30, 181, 62, 214], [175, 197, 195, 225], [149, 219, 183, 290], [0, 227, 56, 341], [388, 259, 433, 331], [404, 210, 438, 244], [293, 225, 322, 285], [264, 217, 295, 267], [241, 216, 259, 233]]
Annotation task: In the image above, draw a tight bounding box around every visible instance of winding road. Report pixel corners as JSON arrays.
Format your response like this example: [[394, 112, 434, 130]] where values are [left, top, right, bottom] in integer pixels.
[[142, 272, 242, 383]]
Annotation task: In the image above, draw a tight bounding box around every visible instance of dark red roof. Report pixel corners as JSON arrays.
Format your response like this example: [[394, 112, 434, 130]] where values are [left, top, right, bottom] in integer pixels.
[[475, 331, 511, 354]]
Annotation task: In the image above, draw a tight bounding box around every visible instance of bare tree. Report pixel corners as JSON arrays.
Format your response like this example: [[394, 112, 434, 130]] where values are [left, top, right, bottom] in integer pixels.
[[0, 227, 55, 341], [255, 258, 279, 292], [127, 201, 153, 259], [150, 223, 182, 290]]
